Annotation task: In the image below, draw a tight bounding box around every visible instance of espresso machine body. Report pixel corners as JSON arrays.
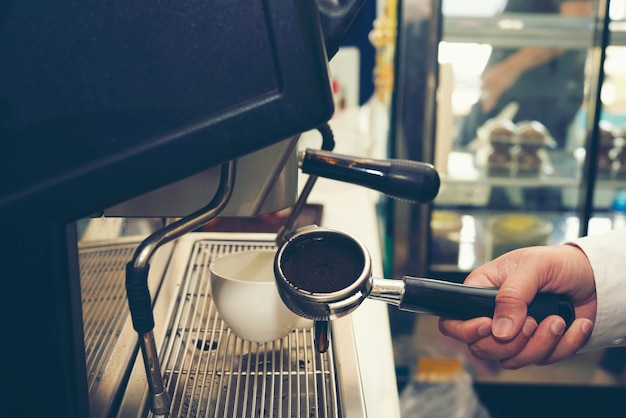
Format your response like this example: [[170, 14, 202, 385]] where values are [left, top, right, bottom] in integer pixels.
[[0, 1, 338, 222], [0, 1, 366, 416]]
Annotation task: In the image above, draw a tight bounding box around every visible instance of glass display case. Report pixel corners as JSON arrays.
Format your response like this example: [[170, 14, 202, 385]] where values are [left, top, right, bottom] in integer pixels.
[[390, 0, 626, 279], [386, 0, 626, 416], [430, 0, 626, 277]]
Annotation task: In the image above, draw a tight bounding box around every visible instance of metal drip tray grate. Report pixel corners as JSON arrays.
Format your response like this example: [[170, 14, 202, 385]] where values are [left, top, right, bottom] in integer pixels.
[[79, 241, 138, 392], [152, 239, 341, 418], [79, 236, 173, 418]]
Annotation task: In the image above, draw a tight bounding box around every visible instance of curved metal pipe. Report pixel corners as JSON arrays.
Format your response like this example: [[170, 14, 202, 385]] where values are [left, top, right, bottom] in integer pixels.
[[275, 124, 335, 245], [126, 160, 236, 414], [133, 161, 236, 269]]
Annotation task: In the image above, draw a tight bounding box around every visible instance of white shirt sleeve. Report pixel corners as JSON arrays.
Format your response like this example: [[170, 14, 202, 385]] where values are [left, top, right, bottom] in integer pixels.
[[568, 228, 626, 352]]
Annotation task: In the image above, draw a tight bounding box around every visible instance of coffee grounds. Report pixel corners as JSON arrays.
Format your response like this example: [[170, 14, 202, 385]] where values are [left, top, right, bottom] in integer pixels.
[[280, 234, 364, 293]]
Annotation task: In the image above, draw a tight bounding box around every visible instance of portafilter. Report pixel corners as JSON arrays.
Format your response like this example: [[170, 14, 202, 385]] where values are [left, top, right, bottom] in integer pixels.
[[274, 226, 576, 353]]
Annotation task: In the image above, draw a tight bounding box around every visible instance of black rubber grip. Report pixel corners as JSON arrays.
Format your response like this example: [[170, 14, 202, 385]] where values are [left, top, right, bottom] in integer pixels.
[[125, 262, 155, 333], [399, 277, 575, 329], [300, 149, 440, 203]]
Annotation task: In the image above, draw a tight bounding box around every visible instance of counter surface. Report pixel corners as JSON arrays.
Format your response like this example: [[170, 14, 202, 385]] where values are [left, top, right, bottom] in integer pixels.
[[300, 114, 401, 418]]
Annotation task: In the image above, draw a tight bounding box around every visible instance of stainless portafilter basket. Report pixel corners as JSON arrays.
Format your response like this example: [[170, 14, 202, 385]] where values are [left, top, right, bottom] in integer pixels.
[[274, 226, 576, 353]]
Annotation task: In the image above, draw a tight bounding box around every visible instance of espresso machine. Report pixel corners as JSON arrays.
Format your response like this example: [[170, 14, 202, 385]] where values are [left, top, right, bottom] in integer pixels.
[[2, 2, 581, 416], [0, 1, 411, 417]]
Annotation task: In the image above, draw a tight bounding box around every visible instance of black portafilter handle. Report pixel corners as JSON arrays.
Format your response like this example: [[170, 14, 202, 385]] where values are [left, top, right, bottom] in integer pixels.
[[399, 277, 576, 328], [300, 149, 440, 204]]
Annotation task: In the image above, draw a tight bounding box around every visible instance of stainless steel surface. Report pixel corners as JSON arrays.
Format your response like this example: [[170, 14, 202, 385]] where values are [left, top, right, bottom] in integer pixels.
[[103, 136, 299, 218], [79, 237, 173, 418], [139, 331, 171, 415], [368, 278, 405, 307], [117, 233, 364, 417]]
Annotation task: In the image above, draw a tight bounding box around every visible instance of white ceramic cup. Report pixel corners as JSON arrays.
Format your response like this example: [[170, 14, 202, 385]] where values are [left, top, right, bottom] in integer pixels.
[[210, 249, 310, 342]]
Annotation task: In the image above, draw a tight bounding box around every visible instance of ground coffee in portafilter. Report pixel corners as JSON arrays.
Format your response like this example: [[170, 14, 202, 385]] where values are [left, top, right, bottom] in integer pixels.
[[280, 233, 364, 293]]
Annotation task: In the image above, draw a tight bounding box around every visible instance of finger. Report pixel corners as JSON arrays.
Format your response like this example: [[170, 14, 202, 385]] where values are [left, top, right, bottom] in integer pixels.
[[538, 318, 594, 365], [499, 317, 566, 369], [467, 318, 538, 361], [491, 262, 544, 340], [438, 317, 493, 344]]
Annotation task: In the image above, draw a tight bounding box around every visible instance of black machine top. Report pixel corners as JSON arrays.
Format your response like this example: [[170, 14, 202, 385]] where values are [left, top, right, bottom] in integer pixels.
[[0, 0, 365, 224]]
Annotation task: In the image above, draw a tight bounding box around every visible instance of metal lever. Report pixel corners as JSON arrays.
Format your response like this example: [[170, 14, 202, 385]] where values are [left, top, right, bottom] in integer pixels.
[[299, 149, 440, 204], [125, 161, 236, 415]]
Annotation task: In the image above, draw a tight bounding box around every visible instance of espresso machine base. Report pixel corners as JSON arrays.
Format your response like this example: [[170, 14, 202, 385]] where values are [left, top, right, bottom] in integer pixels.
[[80, 232, 366, 418]]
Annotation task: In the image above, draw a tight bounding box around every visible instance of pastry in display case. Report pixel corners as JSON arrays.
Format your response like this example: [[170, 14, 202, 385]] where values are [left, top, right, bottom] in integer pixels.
[[576, 120, 626, 180], [475, 118, 556, 177], [610, 124, 626, 179], [482, 118, 517, 176], [516, 120, 556, 176], [596, 120, 620, 177]]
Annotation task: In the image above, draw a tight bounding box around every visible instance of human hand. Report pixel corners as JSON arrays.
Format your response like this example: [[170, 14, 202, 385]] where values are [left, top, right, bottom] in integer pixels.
[[438, 244, 597, 369], [480, 61, 519, 113]]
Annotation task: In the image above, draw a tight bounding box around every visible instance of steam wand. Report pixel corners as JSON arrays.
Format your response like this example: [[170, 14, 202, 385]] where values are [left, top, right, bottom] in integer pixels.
[[275, 123, 335, 245], [125, 161, 236, 415]]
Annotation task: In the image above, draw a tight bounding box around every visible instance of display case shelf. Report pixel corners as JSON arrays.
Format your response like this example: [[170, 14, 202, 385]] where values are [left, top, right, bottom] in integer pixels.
[[427, 209, 620, 277], [443, 14, 626, 48], [442, 13, 594, 48]]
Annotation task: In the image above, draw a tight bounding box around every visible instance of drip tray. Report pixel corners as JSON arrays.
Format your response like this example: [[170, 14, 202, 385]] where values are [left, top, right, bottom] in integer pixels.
[[116, 232, 365, 418], [164, 329, 337, 417], [79, 236, 174, 418]]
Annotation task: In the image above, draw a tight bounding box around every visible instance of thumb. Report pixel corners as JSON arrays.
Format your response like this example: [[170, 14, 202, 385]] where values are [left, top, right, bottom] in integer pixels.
[[492, 284, 535, 340]]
